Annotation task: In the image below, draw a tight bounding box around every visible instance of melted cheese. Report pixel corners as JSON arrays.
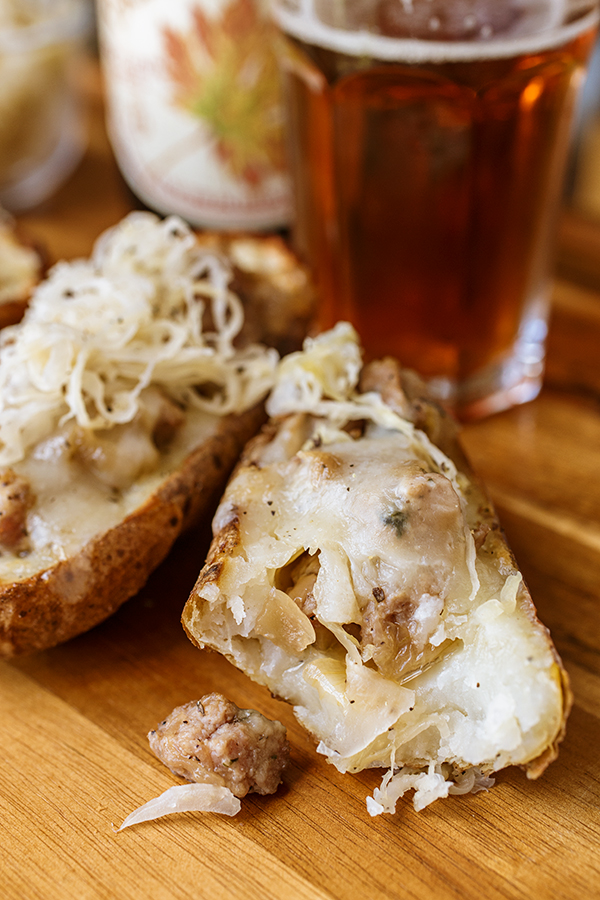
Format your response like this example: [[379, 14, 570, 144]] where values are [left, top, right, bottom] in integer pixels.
[[0, 406, 219, 582], [0, 212, 282, 575], [0, 212, 278, 468], [184, 325, 565, 812]]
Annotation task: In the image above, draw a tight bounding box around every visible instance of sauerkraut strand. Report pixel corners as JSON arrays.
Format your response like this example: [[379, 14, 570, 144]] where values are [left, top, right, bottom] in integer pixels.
[[0, 212, 279, 466], [267, 323, 480, 604], [367, 763, 496, 815], [269, 323, 457, 476], [183, 323, 567, 818]]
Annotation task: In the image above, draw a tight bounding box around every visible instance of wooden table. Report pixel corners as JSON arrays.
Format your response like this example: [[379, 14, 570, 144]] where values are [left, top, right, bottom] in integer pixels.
[[3, 63, 600, 900]]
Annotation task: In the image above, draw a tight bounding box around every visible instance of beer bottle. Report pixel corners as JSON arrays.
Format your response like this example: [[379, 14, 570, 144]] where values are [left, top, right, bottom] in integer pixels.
[[97, 0, 290, 230]]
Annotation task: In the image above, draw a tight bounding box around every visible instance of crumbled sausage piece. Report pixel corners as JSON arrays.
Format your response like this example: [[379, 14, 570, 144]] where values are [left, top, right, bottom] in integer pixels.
[[359, 357, 459, 454], [71, 387, 184, 490], [141, 385, 185, 450], [148, 693, 289, 798], [285, 551, 319, 618], [361, 472, 464, 680], [359, 358, 414, 422], [0, 469, 33, 550]]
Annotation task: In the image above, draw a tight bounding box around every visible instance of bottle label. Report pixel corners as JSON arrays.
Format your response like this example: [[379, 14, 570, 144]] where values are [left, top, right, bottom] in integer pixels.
[[98, 0, 290, 229]]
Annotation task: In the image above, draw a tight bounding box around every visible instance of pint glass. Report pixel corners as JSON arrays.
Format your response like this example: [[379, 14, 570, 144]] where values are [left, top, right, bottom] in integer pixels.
[[274, 0, 598, 417]]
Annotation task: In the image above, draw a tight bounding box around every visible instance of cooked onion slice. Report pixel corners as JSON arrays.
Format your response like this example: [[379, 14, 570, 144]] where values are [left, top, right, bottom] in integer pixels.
[[118, 783, 241, 830]]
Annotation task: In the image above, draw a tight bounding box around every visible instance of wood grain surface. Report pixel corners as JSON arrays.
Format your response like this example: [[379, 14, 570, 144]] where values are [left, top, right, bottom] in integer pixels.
[[3, 60, 600, 900]]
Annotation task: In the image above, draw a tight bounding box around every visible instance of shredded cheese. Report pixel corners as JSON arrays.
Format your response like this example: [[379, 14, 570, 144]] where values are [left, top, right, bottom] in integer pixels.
[[0, 212, 279, 466]]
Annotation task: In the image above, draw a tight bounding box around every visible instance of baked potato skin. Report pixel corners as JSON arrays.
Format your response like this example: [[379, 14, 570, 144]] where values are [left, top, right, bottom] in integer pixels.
[[0, 222, 317, 657], [183, 359, 571, 783], [183, 438, 571, 782], [365, 358, 573, 777], [0, 404, 265, 657]]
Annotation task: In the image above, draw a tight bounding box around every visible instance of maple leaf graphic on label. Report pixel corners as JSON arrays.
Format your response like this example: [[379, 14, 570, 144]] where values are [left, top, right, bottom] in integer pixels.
[[163, 0, 287, 187]]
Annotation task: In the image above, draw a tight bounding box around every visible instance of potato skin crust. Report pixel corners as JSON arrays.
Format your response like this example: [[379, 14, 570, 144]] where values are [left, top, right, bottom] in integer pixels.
[[0, 229, 314, 657], [0, 404, 265, 657], [183, 359, 572, 783]]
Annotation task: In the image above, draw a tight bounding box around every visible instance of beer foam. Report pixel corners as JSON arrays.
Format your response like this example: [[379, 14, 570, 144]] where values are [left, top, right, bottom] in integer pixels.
[[273, 1, 598, 63]]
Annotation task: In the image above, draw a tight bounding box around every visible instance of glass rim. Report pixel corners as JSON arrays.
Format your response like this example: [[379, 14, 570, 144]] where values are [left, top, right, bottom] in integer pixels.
[[273, 3, 599, 63]]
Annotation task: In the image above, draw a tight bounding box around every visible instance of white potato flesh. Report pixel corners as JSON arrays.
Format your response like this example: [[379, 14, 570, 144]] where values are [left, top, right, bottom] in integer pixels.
[[183, 326, 568, 812]]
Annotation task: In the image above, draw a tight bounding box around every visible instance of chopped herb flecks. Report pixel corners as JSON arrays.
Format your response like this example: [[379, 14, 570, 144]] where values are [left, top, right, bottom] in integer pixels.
[[383, 509, 408, 537]]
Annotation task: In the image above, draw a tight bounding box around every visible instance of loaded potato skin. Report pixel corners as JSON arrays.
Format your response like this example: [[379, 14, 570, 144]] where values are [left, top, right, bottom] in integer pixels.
[[0, 212, 314, 656], [0, 404, 264, 657], [182, 327, 570, 814]]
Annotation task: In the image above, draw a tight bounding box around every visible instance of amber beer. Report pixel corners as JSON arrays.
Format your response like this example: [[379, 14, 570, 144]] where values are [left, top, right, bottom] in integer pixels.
[[276, 3, 598, 416]]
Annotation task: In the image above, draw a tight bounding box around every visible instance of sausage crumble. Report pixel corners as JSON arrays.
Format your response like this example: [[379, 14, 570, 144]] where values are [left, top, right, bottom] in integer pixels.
[[148, 692, 289, 798]]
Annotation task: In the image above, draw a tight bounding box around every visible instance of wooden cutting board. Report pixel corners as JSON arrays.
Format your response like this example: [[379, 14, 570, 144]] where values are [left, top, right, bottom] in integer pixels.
[[3, 60, 600, 900]]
